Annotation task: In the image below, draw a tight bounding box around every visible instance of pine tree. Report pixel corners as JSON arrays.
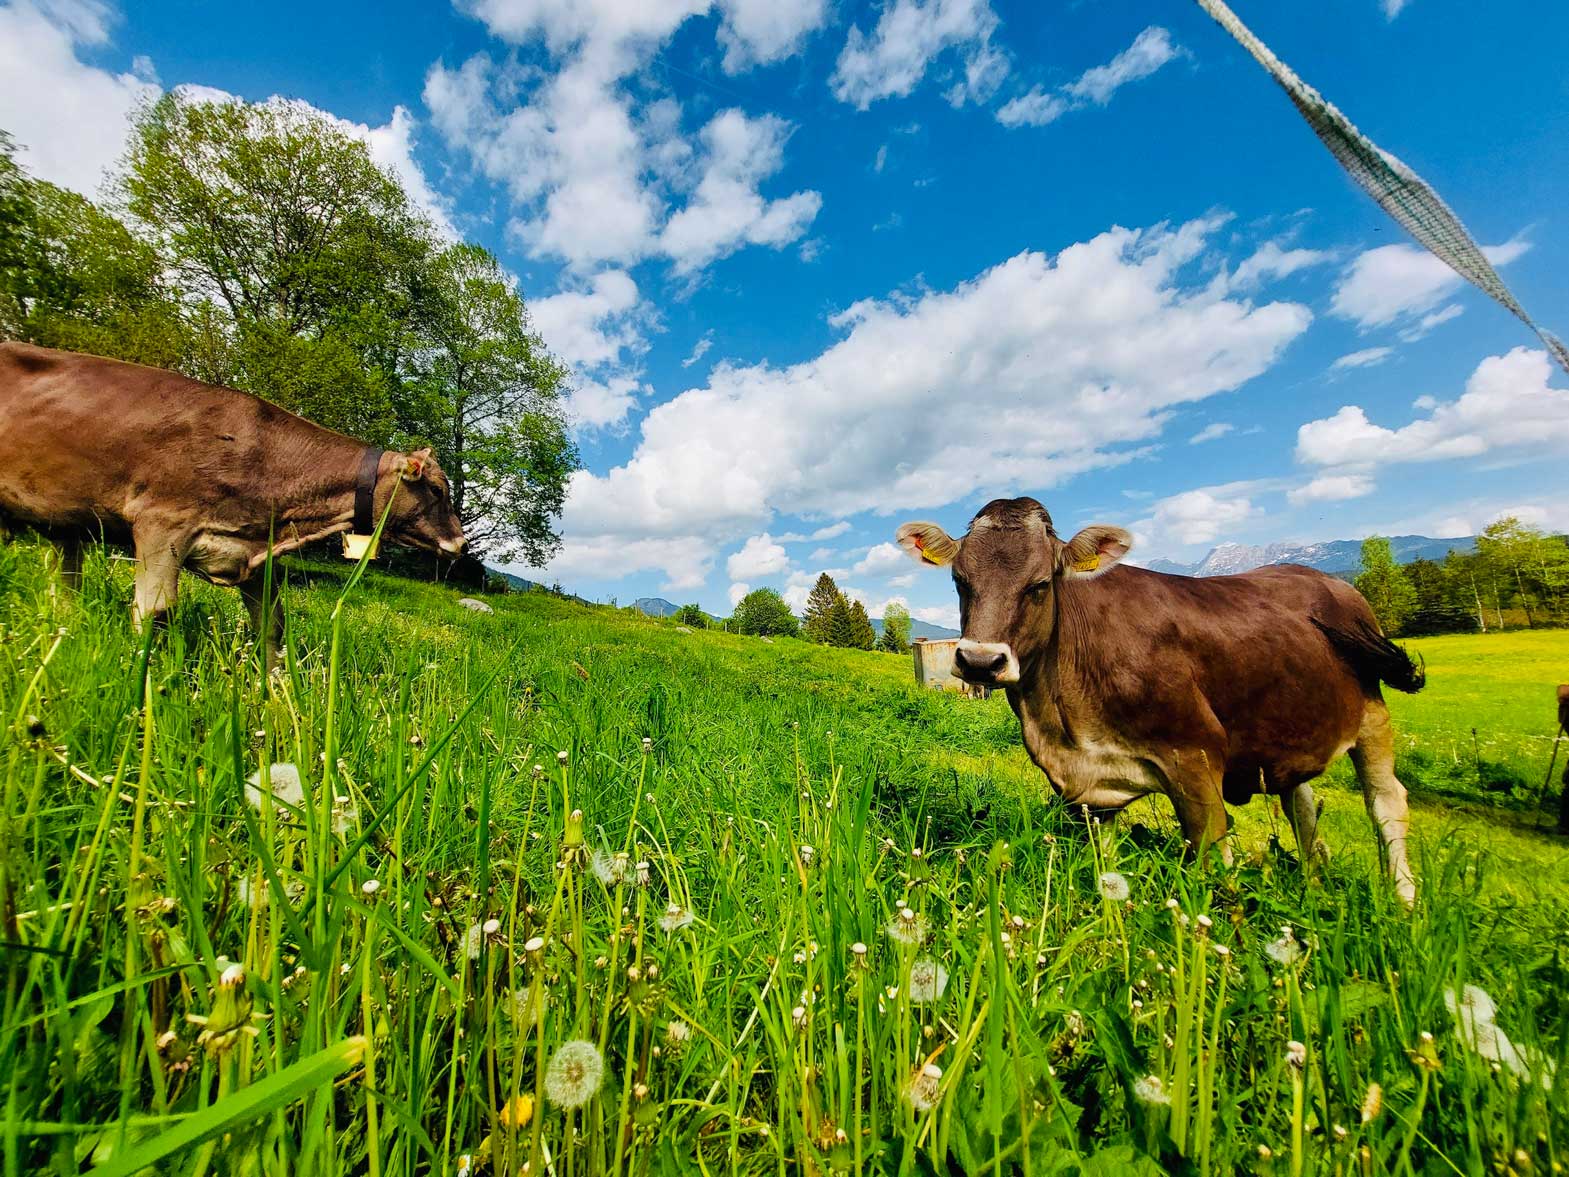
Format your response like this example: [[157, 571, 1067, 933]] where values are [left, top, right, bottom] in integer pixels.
[[826, 594, 856, 648], [802, 573, 840, 643], [848, 599, 877, 650]]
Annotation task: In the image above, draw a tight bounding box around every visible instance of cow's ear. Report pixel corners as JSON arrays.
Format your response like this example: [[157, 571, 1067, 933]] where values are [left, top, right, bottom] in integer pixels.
[[896, 522, 961, 567], [1060, 525, 1132, 578], [401, 448, 432, 482]]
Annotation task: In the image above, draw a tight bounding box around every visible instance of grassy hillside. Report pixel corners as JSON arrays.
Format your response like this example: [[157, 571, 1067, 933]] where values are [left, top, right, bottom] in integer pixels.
[[1, 537, 1566, 1175]]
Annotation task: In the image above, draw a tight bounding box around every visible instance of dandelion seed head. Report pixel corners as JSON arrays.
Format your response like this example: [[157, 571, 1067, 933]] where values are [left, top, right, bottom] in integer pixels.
[[590, 848, 629, 886], [909, 957, 950, 1003], [905, 1063, 942, 1112], [1265, 928, 1303, 967], [1097, 871, 1131, 902], [556, 750, 569, 766], [1286, 1040, 1306, 1071], [885, 907, 928, 947], [244, 763, 305, 813], [665, 1020, 691, 1045], [659, 902, 695, 933], [1133, 1074, 1170, 1106], [544, 1039, 603, 1108]]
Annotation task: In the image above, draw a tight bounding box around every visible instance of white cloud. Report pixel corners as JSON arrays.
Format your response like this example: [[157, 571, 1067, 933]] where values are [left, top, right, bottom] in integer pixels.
[[531, 270, 644, 369], [812, 521, 851, 540], [353, 104, 458, 239], [714, 0, 830, 73], [1143, 481, 1261, 545], [1330, 240, 1529, 331], [1188, 422, 1233, 444], [1382, 0, 1411, 18], [873, 143, 888, 172], [1396, 302, 1463, 343], [530, 269, 649, 431], [1330, 346, 1394, 371], [853, 542, 909, 577], [565, 374, 647, 432], [728, 581, 751, 606], [1287, 474, 1376, 505], [0, 0, 158, 196], [1231, 242, 1332, 289], [658, 109, 821, 274], [997, 26, 1183, 129], [523, 532, 713, 591], [682, 331, 715, 368], [1064, 26, 1185, 105], [545, 218, 1309, 585], [1297, 347, 1569, 470], [808, 546, 835, 563], [911, 603, 960, 630], [726, 533, 790, 580], [994, 87, 1069, 129], [831, 0, 1005, 110]]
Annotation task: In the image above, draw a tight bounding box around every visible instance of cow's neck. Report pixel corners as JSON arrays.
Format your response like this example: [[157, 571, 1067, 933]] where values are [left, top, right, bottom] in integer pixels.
[[254, 442, 385, 550], [1009, 579, 1099, 751]]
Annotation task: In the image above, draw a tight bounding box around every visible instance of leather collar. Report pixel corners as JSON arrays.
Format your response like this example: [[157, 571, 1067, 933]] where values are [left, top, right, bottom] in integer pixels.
[[353, 447, 385, 535]]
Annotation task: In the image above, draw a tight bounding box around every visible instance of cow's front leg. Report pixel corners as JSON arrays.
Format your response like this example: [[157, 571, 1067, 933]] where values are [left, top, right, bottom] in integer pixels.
[[238, 575, 285, 673], [131, 525, 186, 632], [1163, 749, 1229, 865]]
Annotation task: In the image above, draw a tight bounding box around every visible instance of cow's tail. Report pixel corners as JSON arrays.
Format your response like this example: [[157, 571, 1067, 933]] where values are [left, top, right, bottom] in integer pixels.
[[1311, 617, 1426, 694]]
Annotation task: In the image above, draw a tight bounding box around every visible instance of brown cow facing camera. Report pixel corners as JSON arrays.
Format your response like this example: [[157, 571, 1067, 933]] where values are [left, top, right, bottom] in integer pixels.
[[0, 343, 467, 666], [898, 496, 1424, 905]]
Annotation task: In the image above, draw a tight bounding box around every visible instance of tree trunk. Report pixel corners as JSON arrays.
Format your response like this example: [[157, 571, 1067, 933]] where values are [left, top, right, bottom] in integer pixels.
[[1471, 576, 1487, 632], [1516, 567, 1535, 627]]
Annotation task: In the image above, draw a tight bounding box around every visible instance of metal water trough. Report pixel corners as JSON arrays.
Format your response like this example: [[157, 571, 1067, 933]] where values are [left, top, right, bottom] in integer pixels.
[[911, 638, 991, 699]]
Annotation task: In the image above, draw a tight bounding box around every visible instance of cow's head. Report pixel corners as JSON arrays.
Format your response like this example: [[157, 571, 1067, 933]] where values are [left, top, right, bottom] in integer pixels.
[[896, 497, 1131, 686], [386, 448, 468, 558]]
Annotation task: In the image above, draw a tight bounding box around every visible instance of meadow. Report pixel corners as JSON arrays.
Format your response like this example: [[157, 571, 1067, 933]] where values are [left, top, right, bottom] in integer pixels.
[[1, 537, 1567, 1176]]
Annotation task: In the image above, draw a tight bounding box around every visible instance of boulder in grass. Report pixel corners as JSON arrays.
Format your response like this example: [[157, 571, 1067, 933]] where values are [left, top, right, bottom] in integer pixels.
[[458, 598, 494, 614], [675, 625, 693, 634]]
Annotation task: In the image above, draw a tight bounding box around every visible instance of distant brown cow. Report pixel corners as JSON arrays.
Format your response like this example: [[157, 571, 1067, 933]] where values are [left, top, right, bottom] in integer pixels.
[[898, 497, 1423, 904], [0, 343, 467, 664]]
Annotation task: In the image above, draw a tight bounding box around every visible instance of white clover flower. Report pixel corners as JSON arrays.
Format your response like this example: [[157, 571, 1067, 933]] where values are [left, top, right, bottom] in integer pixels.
[[591, 848, 629, 886], [884, 906, 928, 947], [909, 957, 949, 1003], [659, 902, 696, 933], [1133, 1074, 1171, 1106], [1265, 927, 1304, 967], [244, 763, 305, 814], [665, 1020, 691, 1045], [634, 860, 651, 888], [799, 844, 816, 867], [360, 879, 381, 898], [544, 1039, 604, 1108], [1096, 871, 1131, 902], [482, 918, 501, 937], [905, 1062, 943, 1112]]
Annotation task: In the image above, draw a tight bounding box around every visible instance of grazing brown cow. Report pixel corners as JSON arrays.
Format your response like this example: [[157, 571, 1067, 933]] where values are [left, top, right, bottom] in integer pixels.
[[0, 343, 467, 664], [897, 497, 1424, 904]]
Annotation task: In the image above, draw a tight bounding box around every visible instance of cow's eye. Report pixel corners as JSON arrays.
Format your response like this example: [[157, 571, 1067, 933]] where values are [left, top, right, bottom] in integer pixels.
[[1026, 579, 1053, 597]]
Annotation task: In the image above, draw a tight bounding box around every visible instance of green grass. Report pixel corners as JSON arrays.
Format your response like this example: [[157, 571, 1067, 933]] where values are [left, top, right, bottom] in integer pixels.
[[2, 537, 1567, 1175]]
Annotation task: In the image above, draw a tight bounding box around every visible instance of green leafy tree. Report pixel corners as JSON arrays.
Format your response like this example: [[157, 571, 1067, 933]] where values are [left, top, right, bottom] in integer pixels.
[[802, 572, 841, 643], [405, 243, 575, 563], [118, 92, 434, 438], [848, 599, 877, 650], [732, 588, 798, 638], [878, 601, 911, 654], [1355, 536, 1417, 636], [674, 603, 707, 629]]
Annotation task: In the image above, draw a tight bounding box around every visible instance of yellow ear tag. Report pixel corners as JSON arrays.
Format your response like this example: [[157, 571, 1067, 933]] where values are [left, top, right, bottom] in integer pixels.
[[343, 532, 380, 562], [1072, 554, 1100, 573]]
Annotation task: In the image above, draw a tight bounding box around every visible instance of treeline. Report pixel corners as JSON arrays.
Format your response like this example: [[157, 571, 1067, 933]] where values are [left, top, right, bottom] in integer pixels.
[[802, 573, 909, 652], [1354, 517, 1569, 636], [0, 95, 576, 563]]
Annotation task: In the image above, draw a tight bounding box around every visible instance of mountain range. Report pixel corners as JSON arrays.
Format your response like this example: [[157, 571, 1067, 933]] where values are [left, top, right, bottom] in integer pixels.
[[1145, 534, 1476, 579]]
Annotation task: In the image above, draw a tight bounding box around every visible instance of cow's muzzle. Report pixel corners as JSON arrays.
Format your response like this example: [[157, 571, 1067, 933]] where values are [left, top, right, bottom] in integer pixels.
[[953, 639, 1019, 685], [439, 537, 469, 558]]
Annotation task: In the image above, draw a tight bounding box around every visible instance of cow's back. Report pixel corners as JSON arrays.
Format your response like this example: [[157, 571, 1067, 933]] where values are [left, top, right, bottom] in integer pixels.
[[0, 343, 324, 535]]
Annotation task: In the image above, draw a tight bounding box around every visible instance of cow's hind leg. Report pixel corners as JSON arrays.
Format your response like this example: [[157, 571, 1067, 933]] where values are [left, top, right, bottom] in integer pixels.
[[1350, 700, 1416, 906], [239, 576, 284, 673], [1286, 783, 1329, 872]]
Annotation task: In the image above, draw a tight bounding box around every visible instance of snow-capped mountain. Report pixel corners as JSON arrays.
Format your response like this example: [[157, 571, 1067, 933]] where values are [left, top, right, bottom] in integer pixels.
[[1146, 535, 1476, 578]]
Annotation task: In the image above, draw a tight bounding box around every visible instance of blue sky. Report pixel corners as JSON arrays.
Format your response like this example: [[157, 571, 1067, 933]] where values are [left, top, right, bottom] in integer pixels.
[[3, 0, 1568, 628]]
